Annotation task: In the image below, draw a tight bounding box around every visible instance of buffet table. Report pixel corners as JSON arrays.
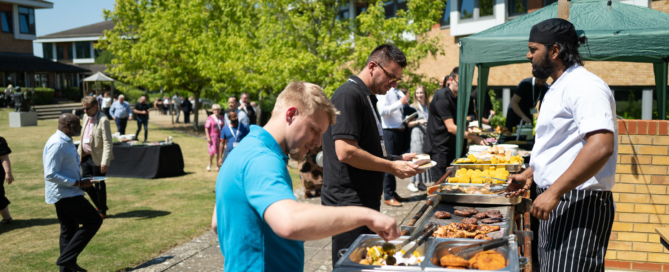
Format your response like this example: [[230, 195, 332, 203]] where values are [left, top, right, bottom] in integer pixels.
[[107, 142, 185, 179]]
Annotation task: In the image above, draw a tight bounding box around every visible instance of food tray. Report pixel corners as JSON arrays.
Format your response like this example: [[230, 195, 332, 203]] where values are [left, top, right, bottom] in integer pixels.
[[450, 159, 524, 173], [334, 234, 431, 271], [436, 184, 522, 205], [412, 202, 514, 240], [422, 238, 521, 271]]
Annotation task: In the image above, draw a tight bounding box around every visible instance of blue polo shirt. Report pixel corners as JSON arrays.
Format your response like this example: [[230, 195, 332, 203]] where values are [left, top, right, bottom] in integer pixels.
[[215, 125, 303, 272], [220, 122, 250, 156]]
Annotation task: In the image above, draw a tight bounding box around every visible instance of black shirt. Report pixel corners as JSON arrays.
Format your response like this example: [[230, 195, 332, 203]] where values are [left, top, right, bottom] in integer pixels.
[[134, 102, 150, 119], [321, 75, 385, 210], [424, 87, 458, 154], [505, 77, 549, 128], [0, 137, 10, 178]]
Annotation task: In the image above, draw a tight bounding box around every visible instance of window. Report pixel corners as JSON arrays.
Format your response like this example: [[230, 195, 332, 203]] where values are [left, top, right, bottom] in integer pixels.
[[441, 0, 452, 26], [18, 6, 35, 35], [75, 42, 91, 59], [1, 11, 12, 33], [56, 46, 64, 60], [508, 0, 528, 16], [480, 0, 494, 17], [43, 43, 54, 59], [384, 0, 408, 19], [35, 74, 48, 88], [458, 0, 494, 21], [459, 0, 474, 19]]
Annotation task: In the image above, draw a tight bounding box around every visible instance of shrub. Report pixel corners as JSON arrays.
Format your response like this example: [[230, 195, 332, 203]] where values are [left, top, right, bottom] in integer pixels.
[[60, 86, 82, 102], [32, 87, 56, 105]]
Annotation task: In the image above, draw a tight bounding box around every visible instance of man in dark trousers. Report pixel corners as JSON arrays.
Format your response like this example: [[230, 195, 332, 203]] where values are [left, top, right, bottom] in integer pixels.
[[133, 96, 150, 142], [182, 97, 193, 124], [321, 44, 427, 266], [78, 97, 114, 219], [424, 68, 488, 182], [506, 18, 617, 272], [44, 114, 102, 272]]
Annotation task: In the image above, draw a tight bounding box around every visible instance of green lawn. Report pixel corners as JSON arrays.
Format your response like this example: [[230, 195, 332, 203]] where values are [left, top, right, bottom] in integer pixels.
[[0, 109, 301, 271]]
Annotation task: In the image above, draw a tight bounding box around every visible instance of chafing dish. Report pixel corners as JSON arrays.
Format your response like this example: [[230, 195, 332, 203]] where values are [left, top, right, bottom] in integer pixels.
[[334, 234, 431, 271], [423, 235, 525, 271], [436, 183, 522, 205]]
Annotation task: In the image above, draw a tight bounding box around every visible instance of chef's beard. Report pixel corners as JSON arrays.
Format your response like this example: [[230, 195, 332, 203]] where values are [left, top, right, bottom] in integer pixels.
[[289, 148, 306, 161], [531, 50, 554, 80]]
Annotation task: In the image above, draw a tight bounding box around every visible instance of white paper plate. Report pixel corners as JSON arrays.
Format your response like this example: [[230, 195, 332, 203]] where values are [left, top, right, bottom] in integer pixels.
[[417, 160, 437, 170]]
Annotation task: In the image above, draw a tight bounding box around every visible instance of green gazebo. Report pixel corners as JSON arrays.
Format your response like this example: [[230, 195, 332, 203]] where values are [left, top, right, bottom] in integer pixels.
[[456, 0, 669, 156]]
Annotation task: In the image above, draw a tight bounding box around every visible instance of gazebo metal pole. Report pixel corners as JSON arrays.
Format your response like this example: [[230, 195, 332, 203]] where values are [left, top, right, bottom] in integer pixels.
[[654, 61, 668, 120]]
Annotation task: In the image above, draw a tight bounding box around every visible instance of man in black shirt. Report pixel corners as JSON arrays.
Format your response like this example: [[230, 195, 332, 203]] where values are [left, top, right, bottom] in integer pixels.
[[133, 96, 150, 142], [470, 87, 495, 125], [322, 44, 427, 266], [505, 77, 549, 129], [424, 68, 488, 181]]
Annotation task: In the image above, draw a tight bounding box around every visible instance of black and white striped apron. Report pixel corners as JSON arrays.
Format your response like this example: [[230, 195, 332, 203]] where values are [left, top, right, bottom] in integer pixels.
[[536, 188, 615, 272]]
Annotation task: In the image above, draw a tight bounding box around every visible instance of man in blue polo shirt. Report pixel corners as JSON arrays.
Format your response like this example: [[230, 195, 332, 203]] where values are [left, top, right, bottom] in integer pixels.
[[218, 108, 249, 165], [214, 82, 401, 272]]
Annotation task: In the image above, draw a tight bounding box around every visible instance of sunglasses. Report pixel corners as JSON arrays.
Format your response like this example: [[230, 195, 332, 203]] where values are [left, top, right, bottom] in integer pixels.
[[373, 61, 402, 84], [83, 106, 94, 111]]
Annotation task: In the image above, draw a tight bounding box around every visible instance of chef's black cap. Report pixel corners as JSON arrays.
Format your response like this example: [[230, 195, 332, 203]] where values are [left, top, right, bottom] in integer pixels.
[[529, 18, 578, 45]]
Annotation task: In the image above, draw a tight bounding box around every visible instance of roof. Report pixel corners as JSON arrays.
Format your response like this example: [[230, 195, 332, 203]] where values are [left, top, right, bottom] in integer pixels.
[[0, 52, 89, 73], [460, 0, 669, 66], [37, 20, 114, 40], [83, 72, 114, 82]]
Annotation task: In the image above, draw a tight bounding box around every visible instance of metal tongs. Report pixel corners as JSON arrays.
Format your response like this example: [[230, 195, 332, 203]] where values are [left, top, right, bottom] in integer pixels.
[[448, 237, 507, 257], [402, 224, 437, 258], [391, 223, 437, 252]]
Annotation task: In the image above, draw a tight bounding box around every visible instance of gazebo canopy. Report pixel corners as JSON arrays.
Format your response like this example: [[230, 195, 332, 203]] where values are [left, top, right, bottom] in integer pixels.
[[83, 71, 115, 82], [456, 0, 669, 156]]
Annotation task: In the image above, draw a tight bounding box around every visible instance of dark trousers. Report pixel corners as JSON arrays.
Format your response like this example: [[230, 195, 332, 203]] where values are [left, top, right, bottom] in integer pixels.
[[331, 225, 374, 267], [54, 195, 103, 271], [114, 117, 128, 135], [183, 110, 191, 123], [135, 116, 149, 141], [81, 155, 108, 212], [429, 151, 454, 183], [382, 129, 404, 200], [102, 108, 111, 119]]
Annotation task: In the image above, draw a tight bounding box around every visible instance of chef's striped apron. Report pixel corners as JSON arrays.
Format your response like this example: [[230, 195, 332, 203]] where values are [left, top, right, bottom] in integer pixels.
[[536, 188, 615, 272]]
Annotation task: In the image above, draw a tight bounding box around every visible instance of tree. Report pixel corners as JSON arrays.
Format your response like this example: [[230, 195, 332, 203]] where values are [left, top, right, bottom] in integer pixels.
[[101, 0, 446, 127], [99, 0, 216, 130]]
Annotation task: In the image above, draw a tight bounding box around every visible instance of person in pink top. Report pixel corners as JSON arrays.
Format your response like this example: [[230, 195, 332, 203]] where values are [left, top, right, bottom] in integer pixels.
[[205, 104, 224, 171]]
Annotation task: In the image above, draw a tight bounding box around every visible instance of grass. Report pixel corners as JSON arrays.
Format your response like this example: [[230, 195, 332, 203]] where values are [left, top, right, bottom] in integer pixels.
[[0, 108, 301, 271]]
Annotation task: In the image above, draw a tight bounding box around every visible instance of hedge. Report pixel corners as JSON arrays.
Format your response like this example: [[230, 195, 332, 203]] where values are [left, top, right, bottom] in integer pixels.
[[33, 87, 56, 105]]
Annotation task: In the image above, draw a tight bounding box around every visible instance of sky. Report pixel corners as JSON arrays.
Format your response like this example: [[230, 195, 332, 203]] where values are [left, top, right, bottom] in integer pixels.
[[33, 0, 116, 57]]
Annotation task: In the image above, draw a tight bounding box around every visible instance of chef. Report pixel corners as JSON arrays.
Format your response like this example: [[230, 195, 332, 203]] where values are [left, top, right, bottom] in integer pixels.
[[507, 18, 617, 272]]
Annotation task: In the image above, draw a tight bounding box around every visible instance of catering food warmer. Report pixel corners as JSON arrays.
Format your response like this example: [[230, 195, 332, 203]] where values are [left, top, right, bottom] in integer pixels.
[[334, 198, 534, 272]]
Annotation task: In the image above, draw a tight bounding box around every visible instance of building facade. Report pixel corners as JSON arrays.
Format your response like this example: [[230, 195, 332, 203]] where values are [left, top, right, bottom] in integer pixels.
[[0, 0, 88, 92]]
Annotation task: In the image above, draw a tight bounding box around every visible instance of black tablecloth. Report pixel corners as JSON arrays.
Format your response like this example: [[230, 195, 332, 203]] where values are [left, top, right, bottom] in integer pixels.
[[107, 143, 185, 179]]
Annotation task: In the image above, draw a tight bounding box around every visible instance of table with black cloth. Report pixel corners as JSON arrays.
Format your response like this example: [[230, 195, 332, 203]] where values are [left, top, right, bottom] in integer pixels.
[[106, 142, 185, 179]]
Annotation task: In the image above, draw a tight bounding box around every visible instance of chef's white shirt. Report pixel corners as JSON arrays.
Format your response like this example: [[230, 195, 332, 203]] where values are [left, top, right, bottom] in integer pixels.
[[376, 88, 406, 129], [530, 65, 618, 191]]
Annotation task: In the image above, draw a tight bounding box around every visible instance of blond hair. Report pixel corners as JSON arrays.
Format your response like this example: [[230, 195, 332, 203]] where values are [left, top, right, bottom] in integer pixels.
[[274, 82, 337, 125], [211, 104, 222, 111]]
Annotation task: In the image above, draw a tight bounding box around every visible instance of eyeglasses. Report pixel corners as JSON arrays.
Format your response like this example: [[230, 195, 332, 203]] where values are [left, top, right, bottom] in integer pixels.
[[373, 62, 402, 84], [83, 106, 94, 111]]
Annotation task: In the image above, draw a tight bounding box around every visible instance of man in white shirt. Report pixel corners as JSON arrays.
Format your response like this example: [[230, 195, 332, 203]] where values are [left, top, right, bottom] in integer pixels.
[[376, 87, 410, 207], [172, 93, 182, 123], [507, 18, 617, 272]]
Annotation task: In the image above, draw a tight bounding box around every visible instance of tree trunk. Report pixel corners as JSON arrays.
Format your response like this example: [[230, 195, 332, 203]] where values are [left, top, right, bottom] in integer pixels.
[[193, 88, 201, 131], [257, 90, 263, 125]]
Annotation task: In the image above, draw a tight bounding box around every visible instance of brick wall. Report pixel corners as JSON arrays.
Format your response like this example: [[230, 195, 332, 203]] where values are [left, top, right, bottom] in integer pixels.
[[606, 119, 669, 271], [415, 1, 669, 88]]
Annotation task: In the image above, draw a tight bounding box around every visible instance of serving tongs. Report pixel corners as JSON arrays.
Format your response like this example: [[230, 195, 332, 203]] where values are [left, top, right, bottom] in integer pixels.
[[448, 237, 507, 257], [401, 224, 437, 258]]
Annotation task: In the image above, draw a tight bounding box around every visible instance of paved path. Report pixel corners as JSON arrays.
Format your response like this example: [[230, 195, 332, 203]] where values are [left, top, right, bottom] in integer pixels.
[[129, 175, 429, 272]]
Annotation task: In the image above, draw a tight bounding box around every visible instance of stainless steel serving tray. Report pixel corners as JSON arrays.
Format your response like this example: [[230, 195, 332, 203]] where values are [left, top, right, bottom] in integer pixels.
[[422, 237, 521, 271], [436, 184, 522, 205], [334, 234, 431, 271], [413, 202, 514, 240], [450, 159, 524, 173]]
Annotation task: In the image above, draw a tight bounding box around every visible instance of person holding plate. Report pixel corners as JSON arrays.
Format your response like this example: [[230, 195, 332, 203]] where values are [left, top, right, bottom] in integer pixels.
[[218, 108, 250, 165]]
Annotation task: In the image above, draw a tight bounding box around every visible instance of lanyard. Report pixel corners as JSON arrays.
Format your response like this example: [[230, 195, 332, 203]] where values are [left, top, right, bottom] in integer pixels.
[[228, 123, 241, 142], [531, 77, 543, 107], [349, 78, 388, 158], [213, 115, 221, 131]]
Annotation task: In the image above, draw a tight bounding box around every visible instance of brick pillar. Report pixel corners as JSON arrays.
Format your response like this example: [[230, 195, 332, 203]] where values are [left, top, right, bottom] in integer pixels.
[[528, 0, 543, 12]]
